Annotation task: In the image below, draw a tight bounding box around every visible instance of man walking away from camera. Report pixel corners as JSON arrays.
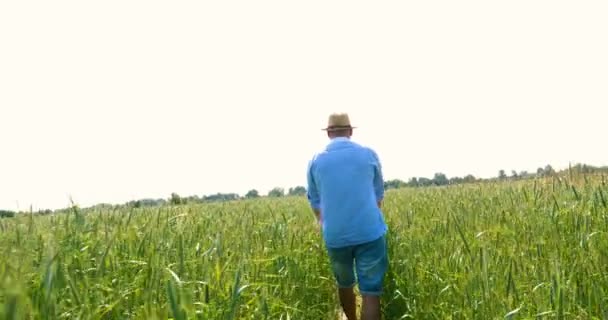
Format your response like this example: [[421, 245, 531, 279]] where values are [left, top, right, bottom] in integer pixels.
[[306, 112, 388, 320]]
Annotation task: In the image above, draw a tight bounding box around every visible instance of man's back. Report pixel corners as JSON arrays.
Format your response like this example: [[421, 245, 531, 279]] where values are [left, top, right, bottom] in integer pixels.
[[307, 137, 387, 248]]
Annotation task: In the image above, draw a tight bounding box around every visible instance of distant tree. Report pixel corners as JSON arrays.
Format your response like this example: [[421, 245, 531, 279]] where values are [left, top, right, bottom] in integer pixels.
[[0, 210, 15, 218], [288, 186, 307, 196], [407, 177, 419, 187], [511, 170, 518, 179], [544, 164, 555, 176], [268, 187, 285, 197], [536, 167, 545, 177], [384, 179, 406, 190], [573, 163, 608, 174], [432, 173, 449, 186], [449, 176, 464, 185], [185, 195, 201, 203], [519, 171, 529, 177], [463, 174, 476, 183], [152, 199, 167, 206], [245, 189, 260, 198], [498, 170, 507, 180], [418, 177, 433, 186], [129, 200, 142, 208], [169, 192, 182, 205], [203, 193, 240, 202]]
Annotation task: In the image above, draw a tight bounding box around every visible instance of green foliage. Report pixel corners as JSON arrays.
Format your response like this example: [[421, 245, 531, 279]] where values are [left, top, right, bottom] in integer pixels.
[[201, 193, 239, 202], [169, 192, 182, 205], [126, 199, 166, 209], [386, 173, 455, 189], [1, 176, 607, 318], [432, 172, 449, 185], [267, 187, 284, 197], [245, 189, 260, 198], [498, 169, 507, 180], [384, 179, 407, 189], [0, 210, 15, 218], [288, 186, 307, 196]]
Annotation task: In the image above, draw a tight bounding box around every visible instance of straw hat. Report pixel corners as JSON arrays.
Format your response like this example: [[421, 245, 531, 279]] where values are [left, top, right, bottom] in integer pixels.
[[322, 112, 357, 132]]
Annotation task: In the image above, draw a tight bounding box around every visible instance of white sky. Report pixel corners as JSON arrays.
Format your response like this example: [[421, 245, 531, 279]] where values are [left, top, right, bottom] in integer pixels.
[[1, 1, 606, 211]]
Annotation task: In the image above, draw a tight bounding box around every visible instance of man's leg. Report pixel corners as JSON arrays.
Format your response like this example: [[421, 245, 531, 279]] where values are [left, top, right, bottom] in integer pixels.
[[361, 295, 380, 320], [339, 287, 357, 319], [354, 235, 388, 320], [326, 246, 357, 320]]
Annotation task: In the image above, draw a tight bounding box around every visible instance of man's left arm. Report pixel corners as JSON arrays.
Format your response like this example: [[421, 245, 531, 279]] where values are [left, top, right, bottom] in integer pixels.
[[371, 149, 385, 208]]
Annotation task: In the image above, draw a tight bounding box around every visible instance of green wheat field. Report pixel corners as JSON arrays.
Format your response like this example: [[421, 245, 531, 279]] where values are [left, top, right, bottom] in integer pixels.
[[1, 175, 607, 319]]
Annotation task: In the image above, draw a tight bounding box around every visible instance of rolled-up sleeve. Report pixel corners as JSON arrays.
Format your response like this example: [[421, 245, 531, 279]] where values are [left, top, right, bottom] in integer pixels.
[[370, 149, 384, 201], [306, 159, 321, 210]]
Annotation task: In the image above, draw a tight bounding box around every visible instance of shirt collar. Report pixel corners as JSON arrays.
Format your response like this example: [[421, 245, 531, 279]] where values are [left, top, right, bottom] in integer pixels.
[[326, 137, 351, 149], [329, 137, 350, 143]]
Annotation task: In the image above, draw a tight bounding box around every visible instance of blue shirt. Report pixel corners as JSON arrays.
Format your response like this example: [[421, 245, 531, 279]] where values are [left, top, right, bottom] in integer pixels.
[[306, 137, 387, 248]]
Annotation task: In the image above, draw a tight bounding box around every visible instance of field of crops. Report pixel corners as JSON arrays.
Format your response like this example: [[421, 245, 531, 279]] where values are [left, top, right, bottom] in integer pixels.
[[1, 175, 607, 319]]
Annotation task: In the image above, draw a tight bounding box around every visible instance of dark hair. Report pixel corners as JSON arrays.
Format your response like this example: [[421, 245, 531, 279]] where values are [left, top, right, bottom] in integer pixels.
[[328, 128, 352, 137]]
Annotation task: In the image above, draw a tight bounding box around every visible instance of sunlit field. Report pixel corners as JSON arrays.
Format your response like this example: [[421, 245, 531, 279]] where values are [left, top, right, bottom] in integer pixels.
[[1, 175, 607, 319]]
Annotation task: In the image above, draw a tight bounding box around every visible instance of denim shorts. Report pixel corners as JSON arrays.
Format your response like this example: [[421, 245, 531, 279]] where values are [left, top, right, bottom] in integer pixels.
[[326, 235, 388, 296]]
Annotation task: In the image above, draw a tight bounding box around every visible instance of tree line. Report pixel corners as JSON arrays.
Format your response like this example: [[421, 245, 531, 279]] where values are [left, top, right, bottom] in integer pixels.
[[383, 164, 567, 189], [1, 163, 606, 217], [83, 163, 608, 209], [127, 186, 308, 208]]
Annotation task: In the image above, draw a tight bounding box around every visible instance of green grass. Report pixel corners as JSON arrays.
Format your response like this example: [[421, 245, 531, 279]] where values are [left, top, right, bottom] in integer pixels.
[[1, 175, 607, 319]]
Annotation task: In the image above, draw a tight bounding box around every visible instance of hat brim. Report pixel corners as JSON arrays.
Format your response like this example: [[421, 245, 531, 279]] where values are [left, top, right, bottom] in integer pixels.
[[322, 125, 356, 131]]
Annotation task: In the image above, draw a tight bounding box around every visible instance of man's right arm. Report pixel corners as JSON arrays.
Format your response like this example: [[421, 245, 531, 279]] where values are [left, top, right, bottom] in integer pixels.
[[306, 159, 322, 223]]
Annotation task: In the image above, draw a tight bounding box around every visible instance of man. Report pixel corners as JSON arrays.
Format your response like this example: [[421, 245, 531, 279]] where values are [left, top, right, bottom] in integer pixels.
[[306, 112, 388, 320]]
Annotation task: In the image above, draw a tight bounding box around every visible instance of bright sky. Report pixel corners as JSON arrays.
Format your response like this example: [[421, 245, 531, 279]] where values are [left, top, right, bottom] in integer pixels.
[[1, 1, 606, 211]]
